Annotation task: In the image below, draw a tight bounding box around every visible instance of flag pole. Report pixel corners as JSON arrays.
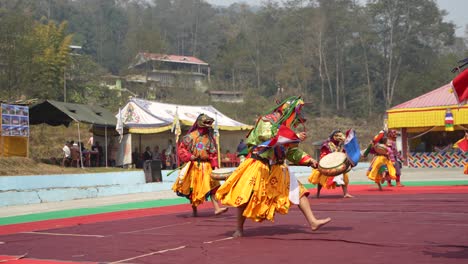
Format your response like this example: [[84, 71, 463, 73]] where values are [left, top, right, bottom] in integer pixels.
[[175, 106, 179, 167], [172, 106, 181, 167], [215, 112, 221, 168]]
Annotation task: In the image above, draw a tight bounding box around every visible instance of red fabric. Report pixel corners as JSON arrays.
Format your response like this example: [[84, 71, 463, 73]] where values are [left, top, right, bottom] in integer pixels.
[[178, 143, 193, 163], [319, 146, 331, 159], [452, 69, 468, 103], [298, 155, 312, 165], [457, 138, 468, 152]]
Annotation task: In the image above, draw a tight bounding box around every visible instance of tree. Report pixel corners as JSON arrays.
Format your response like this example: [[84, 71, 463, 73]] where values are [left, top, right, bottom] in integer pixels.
[[368, 0, 455, 109], [0, 7, 33, 100], [26, 19, 73, 100]]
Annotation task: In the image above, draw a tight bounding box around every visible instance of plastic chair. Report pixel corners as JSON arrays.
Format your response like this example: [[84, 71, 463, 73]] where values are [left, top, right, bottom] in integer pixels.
[[70, 148, 81, 168]]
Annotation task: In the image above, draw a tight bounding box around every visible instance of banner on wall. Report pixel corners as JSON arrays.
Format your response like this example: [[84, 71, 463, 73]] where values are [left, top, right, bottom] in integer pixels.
[[1, 104, 29, 137]]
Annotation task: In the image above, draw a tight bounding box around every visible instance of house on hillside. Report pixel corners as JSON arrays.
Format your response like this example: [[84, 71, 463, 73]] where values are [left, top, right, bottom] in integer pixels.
[[126, 52, 211, 94], [207, 90, 244, 103]]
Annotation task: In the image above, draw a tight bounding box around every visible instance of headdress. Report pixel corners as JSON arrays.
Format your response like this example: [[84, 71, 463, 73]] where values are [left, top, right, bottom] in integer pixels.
[[266, 96, 306, 132]]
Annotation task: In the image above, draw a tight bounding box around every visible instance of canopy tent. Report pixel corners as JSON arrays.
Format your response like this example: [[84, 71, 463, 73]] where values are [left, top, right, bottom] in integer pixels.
[[120, 98, 252, 133], [116, 98, 253, 167], [29, 100, 117, 167], [29, 100, 116, 127], [386, 83, 468, 168]]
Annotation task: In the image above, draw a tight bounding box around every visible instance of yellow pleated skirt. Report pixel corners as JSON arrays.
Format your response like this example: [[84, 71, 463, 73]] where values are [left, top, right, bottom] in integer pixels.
[[171, 161, 221, 207], [366, 156, 397, 183], [308, 170, 349, 189], [216, 158, 308, 222], [464, 163, 468, 175]]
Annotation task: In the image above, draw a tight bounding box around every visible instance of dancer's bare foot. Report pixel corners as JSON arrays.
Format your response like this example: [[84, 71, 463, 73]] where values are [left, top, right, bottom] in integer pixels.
[[396, 183, 405, 187], [232, 229, 243, 238], [311, 217, 331, 231], [344, 193, 354, 198], [192, 206, 198, 217], [215, 207, 228, 215], [377, 184, 383, 191]]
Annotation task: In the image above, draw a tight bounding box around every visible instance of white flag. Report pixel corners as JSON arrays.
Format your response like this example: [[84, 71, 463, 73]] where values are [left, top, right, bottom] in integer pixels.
[[116, 107, 124, 142], [171, 107, 181, 143]]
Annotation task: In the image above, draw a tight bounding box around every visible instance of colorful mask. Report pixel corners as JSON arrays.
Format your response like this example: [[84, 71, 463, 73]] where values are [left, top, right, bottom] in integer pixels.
[[387, 129, 398, 140], [187, 113, 215, 134], [330, 130, 345, 143], [196, 114, 214, 128]]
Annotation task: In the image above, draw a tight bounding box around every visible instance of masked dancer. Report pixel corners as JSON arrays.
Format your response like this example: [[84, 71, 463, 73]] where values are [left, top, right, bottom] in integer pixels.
[[172, 114, 228, 216], [308, 130, 354, 198], [216, 96, 331, 237]]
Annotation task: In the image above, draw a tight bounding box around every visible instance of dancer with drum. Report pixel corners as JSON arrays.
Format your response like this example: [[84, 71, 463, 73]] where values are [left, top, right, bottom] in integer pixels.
[[308, 130, 354, 198], [216, 96, 331, 237], [364, 131, 397, 191], [171, 114, 228, 217], [386, 129, 404, 187]]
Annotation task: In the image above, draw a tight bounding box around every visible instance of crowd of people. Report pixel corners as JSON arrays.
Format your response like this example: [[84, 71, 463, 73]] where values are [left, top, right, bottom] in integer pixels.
[[62, 139, 103, 168], [132, 139, 178, 169]]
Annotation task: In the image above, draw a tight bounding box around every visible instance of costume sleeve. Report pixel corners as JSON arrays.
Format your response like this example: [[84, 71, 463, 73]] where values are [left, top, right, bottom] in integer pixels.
[[209, 151, 218, 168], [178, 135, 193, 163], [286, 144, 315, 165], [256, 119, 274, 142], [320, 145, 331, 159], [209, 135, 219, 168]]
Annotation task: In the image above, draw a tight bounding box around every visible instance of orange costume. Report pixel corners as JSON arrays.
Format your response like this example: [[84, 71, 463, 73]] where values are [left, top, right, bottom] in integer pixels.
[[172, 114, 220, 208], [217, 96, 316, 222]]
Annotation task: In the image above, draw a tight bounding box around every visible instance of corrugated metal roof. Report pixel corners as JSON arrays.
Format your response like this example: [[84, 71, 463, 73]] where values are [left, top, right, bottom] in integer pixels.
[[138, 52, 209, 66], [390, 83, 458, 109]]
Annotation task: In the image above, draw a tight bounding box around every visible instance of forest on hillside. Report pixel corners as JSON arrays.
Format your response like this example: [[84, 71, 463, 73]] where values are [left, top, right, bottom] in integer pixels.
[[0, 0, 467, 125]]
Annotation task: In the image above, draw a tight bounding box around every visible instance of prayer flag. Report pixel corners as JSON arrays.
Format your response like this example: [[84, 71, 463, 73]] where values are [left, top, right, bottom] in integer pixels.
[[444, 109, 454, 132], [171, 107, 181, 143]]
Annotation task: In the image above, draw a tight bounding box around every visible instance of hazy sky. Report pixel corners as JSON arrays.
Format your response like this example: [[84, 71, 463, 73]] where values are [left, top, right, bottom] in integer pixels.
[[206, 0, 467, 37]]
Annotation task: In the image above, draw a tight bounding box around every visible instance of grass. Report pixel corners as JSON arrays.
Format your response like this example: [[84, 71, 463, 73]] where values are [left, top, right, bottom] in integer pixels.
[[0, 157, 136, 176]]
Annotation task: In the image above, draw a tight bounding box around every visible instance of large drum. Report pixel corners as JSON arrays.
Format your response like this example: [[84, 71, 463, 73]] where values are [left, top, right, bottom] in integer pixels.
[[374, 144, 388, 155], [318, 152, 351, 176], [211, 168, 235, 181]]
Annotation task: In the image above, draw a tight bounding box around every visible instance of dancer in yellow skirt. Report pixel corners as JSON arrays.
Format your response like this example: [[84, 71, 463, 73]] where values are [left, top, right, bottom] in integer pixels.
[[216, 96, 331, 237], [172, 114, 228, 216], [308, 130, 353, 198], [365, 135, 397, 191]]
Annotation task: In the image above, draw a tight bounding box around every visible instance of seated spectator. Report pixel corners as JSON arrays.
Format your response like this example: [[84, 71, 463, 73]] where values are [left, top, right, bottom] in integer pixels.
[[62, 141, 71, 167], [70, 143, 81, 167]]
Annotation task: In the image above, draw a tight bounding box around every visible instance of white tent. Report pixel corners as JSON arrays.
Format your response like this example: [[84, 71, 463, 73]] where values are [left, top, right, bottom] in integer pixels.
[[114, 98, 252, 167]]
